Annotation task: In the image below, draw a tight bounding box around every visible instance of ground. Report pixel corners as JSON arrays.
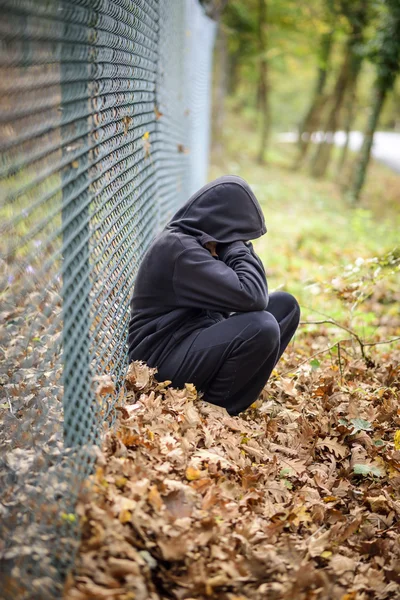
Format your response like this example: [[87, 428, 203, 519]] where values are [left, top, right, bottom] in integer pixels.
[[65, 114, 400, 599]]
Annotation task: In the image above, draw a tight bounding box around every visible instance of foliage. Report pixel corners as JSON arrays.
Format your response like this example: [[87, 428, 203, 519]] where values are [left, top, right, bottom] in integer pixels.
[[368, 0, 400, 90], [65, 354, 400, 599], [218, 0, 400, 199], [220, 0, 399, 131]]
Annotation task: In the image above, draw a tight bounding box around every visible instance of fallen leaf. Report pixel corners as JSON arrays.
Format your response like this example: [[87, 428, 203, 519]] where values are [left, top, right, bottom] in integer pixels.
[[330, 554, 356, 574], [186, 466, 202, 481], [316, 438, 347, 458], [93, 375, 115, 397]]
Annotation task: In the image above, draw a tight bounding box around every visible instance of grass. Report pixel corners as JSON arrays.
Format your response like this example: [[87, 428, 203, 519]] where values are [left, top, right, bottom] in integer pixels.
[[209, 109, 400, 349]]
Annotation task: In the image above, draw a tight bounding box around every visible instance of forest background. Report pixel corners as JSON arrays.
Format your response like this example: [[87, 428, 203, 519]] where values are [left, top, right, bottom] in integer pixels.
[[208, 0, 400, 356]]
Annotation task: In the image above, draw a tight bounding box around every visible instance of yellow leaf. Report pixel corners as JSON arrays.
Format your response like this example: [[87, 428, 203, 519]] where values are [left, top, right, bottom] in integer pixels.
[[388, 464, 399, 479], [291, 505, 312, 527], [186, 466, 201, 481], [115, 477, 127, 489], [148, 485, 163, 511], [394, 430, 400, 450], [341, 593, 357, 600], [142, 133, 151, 158], [119, 509, 131, 524], [185, 382, 197, 400], [61, 512, 76, 523], [321, 551, 332, 558]]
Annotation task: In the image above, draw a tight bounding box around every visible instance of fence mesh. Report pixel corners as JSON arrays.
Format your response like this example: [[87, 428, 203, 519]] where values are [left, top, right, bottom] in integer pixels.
[[0, 1, 216, 597]]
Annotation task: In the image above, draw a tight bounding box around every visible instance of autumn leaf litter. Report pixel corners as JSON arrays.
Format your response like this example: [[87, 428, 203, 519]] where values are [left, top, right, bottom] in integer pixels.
[[65, 344, 400, 600]]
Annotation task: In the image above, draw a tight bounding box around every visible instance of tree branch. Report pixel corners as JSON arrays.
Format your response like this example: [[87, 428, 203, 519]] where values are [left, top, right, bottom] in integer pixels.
[[299, 320, 400, 365], [362, 336, 400, 348], [300, 318, 367, 359]]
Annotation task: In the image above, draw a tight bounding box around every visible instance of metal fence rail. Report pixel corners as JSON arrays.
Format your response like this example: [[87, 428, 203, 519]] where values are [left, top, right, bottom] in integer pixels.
[[0, 1, 216, 597]]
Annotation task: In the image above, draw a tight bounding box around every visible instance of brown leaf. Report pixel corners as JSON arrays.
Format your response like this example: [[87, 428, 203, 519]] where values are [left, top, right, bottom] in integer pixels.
[[122, 115, 132, 135], [125, 361, 156, 391], [316, 437, 347, 458], [366, 494, 389, 513], [154, 106, 163, 120], [158, 536, 189, 561], [307, 529, 331, 557], [93, 375, 115, 397], [329, 554, 356, 574], [177, 143, 190, 154], [148, 485, 163, 512]]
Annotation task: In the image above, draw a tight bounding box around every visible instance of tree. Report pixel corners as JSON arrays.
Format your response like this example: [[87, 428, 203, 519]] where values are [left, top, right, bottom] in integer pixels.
[[310, 0, 369, 178], [257, 0, 270, 163], [199, 0, 229, 20], [349, 0, 400, 203], [336, 1, 373, 179], [294, 0, 335, 169]]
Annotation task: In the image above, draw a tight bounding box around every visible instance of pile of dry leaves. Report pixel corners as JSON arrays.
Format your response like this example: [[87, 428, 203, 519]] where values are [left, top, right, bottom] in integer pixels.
[[65, 344, 400, 600]]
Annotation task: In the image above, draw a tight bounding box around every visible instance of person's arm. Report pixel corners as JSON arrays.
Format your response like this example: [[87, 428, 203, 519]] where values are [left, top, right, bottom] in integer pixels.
[[173, 241, 268, 312], [243, 241, 268, 287]]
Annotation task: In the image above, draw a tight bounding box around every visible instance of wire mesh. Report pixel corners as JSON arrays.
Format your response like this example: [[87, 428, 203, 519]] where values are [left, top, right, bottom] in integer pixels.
[[0, 1, 216, 597]]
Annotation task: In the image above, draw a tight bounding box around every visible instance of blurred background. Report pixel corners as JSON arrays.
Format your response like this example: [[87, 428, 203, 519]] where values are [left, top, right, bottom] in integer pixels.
[[208, 0, 400, 338]]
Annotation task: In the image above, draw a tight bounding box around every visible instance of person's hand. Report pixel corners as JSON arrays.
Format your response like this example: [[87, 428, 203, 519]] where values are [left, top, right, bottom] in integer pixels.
[[204, 241, 218, 257]]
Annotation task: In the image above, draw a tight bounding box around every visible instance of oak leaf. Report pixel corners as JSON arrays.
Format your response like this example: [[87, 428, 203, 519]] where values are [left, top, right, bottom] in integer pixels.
[[316, 437, 347, 458]]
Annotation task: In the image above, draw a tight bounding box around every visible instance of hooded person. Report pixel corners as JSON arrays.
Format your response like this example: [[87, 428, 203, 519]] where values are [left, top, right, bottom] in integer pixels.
[[128, 175, 300, 415]]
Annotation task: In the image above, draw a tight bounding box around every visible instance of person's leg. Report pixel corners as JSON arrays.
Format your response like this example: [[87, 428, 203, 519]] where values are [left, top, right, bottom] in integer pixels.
[[157, 311, 281, 416], [266, 291, 300, 364]]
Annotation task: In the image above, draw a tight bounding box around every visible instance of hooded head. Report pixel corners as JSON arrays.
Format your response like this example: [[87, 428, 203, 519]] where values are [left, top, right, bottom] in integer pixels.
[[166, 175, 266, 246]]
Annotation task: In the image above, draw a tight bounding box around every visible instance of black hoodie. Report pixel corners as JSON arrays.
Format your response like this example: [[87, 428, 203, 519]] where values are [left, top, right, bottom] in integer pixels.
[[128, 175, 268, 368]]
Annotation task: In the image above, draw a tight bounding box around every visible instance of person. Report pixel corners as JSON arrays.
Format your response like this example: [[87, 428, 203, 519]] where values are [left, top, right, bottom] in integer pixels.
[[128, 175, 300, 416]]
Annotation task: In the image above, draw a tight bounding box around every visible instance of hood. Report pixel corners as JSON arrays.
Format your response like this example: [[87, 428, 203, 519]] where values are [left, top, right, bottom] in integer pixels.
[[166, 175, 267, 246]]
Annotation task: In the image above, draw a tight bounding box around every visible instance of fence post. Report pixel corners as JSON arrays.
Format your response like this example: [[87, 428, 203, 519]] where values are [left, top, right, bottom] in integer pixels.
[[61, 19, 94, 449]]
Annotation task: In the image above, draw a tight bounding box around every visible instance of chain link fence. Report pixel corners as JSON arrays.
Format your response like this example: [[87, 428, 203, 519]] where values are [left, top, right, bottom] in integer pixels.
[[0, 1, 216, 597]]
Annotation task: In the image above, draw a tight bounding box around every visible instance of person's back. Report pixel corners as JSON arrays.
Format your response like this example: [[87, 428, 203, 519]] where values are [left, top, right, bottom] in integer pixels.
[[129, 230, 229, 372], [128, 175, 300, 415]]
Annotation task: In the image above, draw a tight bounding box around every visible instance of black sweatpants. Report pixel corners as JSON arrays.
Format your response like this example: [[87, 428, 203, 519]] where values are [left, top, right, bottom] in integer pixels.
[[156, 291, 300, 415]]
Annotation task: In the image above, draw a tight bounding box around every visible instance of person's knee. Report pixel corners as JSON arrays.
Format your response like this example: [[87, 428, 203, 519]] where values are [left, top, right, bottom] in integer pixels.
[[270, 291, 300, 322], [246, 311, 280, 349], [286, 292, 300, 322]]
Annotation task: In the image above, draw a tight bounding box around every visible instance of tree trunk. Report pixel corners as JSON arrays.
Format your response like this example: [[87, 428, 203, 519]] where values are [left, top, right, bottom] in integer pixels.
[[294, 29, 334, 169], [257, 0, 269, 164], [310, 41, 352, 178], [336, 1, 369, 181], [336, 60, 363, 181], [310, 0, 369, 179], [227, 50, 240, 96], [213, 25, 228, 155], [348, 0, 400, 202], [349, 86, 388, 204]]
